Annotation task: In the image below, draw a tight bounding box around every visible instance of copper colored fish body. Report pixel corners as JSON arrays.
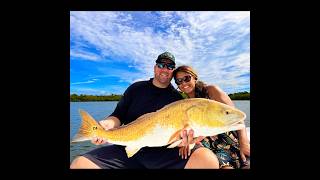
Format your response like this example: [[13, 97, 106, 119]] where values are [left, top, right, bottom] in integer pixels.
[[71, 98, 246, 157]]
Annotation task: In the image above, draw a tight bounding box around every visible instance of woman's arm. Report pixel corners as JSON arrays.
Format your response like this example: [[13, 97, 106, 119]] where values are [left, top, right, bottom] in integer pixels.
[[207, 85, 250, 158], [206, 85, 234, 107]]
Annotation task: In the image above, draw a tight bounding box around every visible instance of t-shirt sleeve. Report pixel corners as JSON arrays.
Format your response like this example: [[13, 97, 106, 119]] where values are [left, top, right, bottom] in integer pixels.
[[109, 86, 132, 124]]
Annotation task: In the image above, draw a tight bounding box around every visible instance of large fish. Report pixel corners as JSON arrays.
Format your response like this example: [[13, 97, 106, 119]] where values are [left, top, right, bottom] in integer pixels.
[[71, 98, 246, 158]]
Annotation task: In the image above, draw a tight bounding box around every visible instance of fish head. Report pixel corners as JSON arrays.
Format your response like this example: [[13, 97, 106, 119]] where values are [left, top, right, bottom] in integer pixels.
[[207, 100, 246, 125], [187, 99, 246, 135]]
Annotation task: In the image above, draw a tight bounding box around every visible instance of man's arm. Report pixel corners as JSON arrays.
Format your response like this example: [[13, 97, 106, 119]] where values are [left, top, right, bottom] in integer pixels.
[[99, 116, 121, 130]]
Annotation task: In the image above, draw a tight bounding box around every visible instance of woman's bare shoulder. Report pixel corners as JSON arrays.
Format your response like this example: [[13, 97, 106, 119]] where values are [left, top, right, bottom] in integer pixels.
[[206, 85, 224, 94], [206, 84, 233, 106]]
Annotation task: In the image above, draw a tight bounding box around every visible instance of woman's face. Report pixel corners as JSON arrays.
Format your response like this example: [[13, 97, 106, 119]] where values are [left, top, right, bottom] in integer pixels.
[[175, 71, 196, 94]]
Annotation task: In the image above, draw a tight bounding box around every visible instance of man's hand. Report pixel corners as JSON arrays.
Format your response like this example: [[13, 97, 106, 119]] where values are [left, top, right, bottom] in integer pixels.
[[91, 119, 115, 145], [91, 137, 108, 145]]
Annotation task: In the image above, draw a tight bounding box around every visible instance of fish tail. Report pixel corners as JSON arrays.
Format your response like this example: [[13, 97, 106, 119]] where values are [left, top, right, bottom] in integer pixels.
[[71, 109, 104, 143]]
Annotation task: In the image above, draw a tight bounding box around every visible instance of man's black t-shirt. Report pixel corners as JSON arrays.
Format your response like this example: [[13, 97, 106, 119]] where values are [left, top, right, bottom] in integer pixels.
[[83, 78, 193, 168], [110, 78, 183, 125]]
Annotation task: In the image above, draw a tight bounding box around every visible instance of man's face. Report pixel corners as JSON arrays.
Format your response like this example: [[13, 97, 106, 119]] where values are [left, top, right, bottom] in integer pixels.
[[154, 59, 175, 85]]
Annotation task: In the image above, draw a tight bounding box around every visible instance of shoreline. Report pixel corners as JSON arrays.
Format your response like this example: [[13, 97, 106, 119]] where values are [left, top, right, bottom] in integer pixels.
[[70, 99, 250, 102]]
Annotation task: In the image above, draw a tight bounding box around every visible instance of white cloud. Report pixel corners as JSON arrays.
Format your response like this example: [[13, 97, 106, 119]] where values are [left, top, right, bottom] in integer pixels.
[[70, 50, 100, 61], [70, 11, 250, 94], [71, 78, 99, 85], [95, 66, 150, 85]]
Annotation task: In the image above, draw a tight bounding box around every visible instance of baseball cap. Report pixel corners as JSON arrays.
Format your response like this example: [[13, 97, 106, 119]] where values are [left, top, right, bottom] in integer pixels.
[[155, 52, 175, 65]]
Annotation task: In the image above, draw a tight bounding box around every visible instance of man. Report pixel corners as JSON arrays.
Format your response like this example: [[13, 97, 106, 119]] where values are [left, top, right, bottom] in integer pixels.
[[70, 52, 220, 169]]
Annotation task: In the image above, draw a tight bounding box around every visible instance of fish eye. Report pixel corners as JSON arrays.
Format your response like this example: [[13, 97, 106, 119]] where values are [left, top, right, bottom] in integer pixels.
[[225, 110, 230, 115]]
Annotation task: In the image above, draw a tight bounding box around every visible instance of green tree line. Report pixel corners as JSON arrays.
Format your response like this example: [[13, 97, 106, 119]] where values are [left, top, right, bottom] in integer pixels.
[[228, 91, 250, 100], [70, 91, 249, 102], [70, 94, 123, 102]]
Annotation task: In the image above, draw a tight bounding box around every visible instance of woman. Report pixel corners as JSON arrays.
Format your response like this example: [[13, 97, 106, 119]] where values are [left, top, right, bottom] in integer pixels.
[[173, 65, 250, 169]]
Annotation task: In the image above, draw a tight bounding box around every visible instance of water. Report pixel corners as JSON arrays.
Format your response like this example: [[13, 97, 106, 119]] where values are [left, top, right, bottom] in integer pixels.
[[70, 101, 117, 163], [234, 100, 250, 127], [70, 100, 250, 163]]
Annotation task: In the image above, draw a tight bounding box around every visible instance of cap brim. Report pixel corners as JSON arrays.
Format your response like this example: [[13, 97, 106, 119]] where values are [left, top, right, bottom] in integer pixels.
[[156, 59, 175, 65]]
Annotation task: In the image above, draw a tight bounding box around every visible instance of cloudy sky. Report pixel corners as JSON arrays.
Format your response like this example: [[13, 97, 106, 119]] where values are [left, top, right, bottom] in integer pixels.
[[70, 11, 250, 95]]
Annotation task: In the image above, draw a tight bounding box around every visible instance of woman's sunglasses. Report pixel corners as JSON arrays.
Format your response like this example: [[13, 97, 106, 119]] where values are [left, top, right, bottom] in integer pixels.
[[175, 75, 192, 85], [156, 63, 175, 70]]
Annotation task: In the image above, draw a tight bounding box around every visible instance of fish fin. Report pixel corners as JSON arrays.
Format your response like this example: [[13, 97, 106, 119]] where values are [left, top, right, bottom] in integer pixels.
[[167, 130, 182, 145], [167, 141, 196, 149], [189, 143, 195, 150], [71, 109, 104, 143], [125, 146, 141, 158], [167, 139, 183, 148]]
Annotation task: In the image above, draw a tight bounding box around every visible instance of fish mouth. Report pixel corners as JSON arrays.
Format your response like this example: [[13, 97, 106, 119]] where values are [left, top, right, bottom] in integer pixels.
[[230, 108, 246, 125], [241, 113, 247, 122], [226, 112, 246, 126], [233, 116, 246, 125], [227, 122, 245, 132]]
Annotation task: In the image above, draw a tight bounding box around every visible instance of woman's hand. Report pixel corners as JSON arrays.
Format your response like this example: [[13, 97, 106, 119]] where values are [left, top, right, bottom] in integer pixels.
[[178, 129, 205, 159], [239, 138, 250, 162], [237, 127, 250, 162]]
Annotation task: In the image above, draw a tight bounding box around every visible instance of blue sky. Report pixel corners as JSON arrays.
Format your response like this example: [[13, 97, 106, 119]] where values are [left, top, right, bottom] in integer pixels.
[[70, 11, 250, 95]]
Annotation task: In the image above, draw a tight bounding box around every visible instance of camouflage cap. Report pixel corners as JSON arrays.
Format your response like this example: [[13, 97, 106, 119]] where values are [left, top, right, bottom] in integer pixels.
[[156, 52, 175, 65]]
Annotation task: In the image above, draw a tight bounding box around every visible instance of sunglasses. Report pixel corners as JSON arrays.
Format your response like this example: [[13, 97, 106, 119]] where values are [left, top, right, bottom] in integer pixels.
[[156, 63, 175, 70], [175, 75, 192, 85]]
